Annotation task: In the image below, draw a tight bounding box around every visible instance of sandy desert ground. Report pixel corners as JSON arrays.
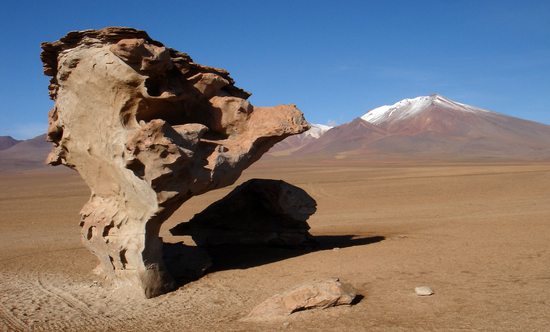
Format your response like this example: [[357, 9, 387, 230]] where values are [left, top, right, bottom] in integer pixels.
[[1, 160, 550, 331]]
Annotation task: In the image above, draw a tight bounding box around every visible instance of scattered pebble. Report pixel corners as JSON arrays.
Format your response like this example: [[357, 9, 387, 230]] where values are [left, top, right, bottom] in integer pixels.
[[415, 286, 434, 296], [332, 247, 340, 251]]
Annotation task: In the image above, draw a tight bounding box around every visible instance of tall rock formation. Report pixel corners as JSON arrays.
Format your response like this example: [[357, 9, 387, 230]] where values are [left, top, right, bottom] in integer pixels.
[[40, 27, 309, 298]]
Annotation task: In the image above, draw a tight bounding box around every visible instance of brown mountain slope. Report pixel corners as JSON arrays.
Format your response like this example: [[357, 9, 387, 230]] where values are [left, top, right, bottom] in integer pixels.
[[293, 119, 387, 157]]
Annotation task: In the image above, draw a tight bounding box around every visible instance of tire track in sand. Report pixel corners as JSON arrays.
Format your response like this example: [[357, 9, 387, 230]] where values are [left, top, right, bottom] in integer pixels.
[[35, 274, 134, 331], [0, 301, 27, 332], [34, 274, 119, 331], [36, 275, 96, 317]]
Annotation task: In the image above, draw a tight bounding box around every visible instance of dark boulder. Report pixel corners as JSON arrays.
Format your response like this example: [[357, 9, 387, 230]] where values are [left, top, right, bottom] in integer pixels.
[[170, 179, 316, 247]]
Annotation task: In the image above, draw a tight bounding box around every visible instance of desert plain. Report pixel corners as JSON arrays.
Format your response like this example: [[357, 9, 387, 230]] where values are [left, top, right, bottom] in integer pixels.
[[1, 159, 550, 331]]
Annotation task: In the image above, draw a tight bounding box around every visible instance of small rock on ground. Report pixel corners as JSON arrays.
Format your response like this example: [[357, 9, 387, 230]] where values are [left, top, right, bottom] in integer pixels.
[[415, 286, 434, 296]]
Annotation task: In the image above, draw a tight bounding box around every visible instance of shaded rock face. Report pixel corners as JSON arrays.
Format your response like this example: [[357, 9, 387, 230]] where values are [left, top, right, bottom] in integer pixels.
[[171, 179, 317, 247], [244, 278, 357, 321], [40, 27, 309, 298]]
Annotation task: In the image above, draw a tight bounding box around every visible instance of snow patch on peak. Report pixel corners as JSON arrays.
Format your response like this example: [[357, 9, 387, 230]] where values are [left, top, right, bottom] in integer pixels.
[[361, 96, 433, 124], [313, 123, 333, 131], [431, 95, 490, 113], [361, 94, 490, 125], [304, 123, 333, 138]]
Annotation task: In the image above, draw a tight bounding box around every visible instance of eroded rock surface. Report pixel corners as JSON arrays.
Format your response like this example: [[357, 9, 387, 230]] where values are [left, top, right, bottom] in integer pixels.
[[170, 179, 316, 247], [245, 278, 358, 321], [40, 27, 309, 298]]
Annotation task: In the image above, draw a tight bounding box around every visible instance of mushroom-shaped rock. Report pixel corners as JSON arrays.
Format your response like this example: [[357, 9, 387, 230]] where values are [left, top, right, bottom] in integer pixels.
[[40, 27, 309, 298], [170, 179, 317, 247]]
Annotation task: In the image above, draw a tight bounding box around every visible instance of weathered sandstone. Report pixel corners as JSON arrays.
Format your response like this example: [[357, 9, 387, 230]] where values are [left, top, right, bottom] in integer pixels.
[[40, 27, 309, 298]]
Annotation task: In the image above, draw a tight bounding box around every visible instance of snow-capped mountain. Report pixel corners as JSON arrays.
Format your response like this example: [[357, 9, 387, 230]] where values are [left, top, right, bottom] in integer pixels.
[[361, 94, 488, 125], [358, 94, 550, 139], [292, 94, 550, 160]]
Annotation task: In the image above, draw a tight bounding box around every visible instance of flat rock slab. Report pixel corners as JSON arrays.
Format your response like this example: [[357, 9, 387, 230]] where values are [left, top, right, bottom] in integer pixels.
[[244, 278, 358, 321]]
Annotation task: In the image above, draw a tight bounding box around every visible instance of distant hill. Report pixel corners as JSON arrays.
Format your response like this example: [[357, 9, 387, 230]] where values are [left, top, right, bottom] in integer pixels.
[[0, 136, 20, 151], [0, 134, 50, 171], [271, 94, 550, 161], [269, 124, 333, 156]]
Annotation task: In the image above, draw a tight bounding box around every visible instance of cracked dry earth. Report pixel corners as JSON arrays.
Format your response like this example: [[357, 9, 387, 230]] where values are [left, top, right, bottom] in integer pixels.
[[1, 160, 550, 331]]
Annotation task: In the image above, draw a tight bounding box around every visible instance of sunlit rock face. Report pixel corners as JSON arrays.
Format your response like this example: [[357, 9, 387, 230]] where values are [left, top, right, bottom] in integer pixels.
[[41, 27, 309, 298]]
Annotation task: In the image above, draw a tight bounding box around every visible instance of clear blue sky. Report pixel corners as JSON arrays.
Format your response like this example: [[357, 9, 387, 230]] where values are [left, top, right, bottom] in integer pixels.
[[1, 0, 549, 139]]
